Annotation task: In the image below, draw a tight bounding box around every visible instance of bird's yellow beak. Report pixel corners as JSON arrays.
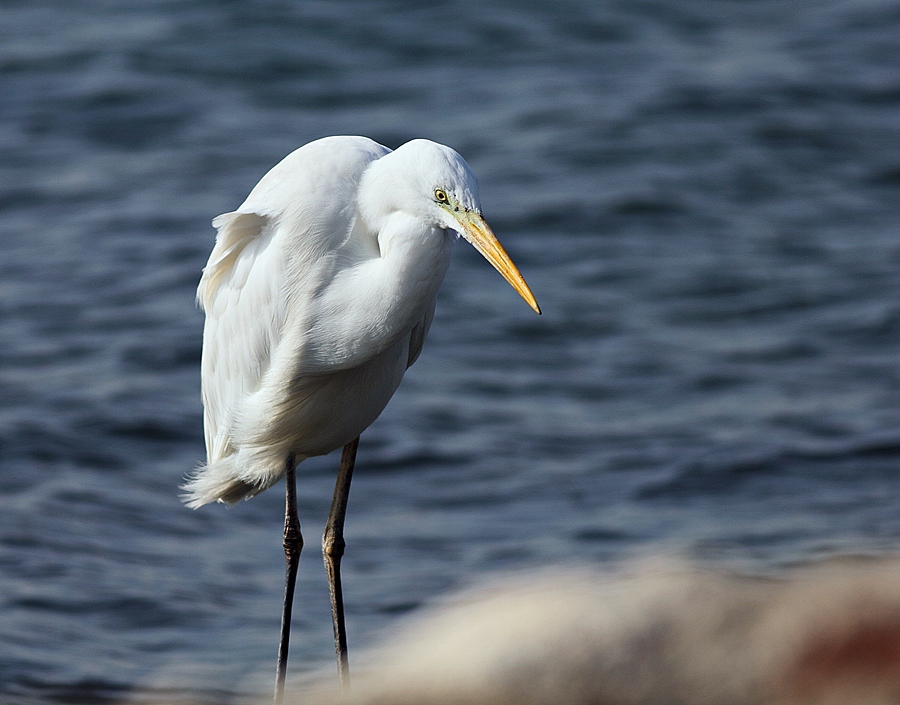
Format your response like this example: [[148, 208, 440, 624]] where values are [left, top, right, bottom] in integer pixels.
[[456, 211, 541, 315]]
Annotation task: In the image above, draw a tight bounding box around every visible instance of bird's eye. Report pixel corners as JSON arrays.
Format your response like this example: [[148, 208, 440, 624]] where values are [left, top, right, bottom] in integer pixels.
[[434, 189, 449, 204]]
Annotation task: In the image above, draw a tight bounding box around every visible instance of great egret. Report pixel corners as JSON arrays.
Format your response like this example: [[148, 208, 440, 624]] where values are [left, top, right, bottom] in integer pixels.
[[182, 136, 540, 703]]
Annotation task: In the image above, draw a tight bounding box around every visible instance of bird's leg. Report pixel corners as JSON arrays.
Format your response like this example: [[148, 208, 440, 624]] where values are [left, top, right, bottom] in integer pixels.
[[323, 437, 359, 690], [275, 454, 302, 705]]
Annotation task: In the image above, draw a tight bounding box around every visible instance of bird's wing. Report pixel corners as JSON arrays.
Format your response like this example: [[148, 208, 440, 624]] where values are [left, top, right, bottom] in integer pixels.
[[198, 137, 391, 463], [199, 211, 287, 462]]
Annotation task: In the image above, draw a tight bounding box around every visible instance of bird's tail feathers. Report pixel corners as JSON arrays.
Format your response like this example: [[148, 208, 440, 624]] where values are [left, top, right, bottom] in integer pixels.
[[181, 449, 287, 508]]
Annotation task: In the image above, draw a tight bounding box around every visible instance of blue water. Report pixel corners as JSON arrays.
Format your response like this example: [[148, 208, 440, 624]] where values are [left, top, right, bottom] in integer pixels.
[[2, 0, 900, 702]]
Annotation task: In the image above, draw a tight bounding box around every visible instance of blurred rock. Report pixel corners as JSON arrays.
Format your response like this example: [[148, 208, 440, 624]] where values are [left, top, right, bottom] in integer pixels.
[[298, 558, 900, 705]]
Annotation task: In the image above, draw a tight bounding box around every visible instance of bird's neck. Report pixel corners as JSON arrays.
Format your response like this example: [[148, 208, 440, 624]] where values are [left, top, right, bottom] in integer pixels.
[[298, 212, 454, 372], [369, 210, 454, 334]]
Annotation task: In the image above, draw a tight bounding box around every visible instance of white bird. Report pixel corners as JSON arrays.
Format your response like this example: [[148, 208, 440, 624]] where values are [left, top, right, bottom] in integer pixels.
[[182, 136, 540, 703]]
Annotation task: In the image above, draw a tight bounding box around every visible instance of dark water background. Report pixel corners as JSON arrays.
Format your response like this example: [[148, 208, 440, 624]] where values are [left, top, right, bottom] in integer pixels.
[[2, 0, 900, 702]]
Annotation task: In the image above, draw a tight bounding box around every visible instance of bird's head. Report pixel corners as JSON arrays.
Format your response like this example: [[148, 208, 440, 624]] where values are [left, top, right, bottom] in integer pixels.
[[362, 139, 541, 315]]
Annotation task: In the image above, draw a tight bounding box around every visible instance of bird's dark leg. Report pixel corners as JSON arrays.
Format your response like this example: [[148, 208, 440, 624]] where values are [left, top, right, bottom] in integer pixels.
[[323, 437, 359, 690], [275, 454, 302, 705]]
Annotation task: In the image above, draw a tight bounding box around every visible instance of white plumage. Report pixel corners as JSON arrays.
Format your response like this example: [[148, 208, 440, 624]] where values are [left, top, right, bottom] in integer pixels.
[[183, 136, 539, 508]]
